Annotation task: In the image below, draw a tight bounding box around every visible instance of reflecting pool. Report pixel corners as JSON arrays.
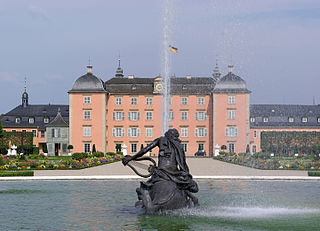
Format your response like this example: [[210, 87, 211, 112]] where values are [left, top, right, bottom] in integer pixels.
[[0, 180, 319, 230]]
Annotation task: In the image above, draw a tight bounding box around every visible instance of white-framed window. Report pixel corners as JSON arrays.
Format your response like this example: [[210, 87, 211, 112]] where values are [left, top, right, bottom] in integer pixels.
[[253, 130, 258, 138], [115, 97, 122, 105], [32, 130, 37, 137], [146, 127, 153, 138], [180, 127, 188, 137], [225, 127, 238, 137], [228, 110, 236, 120], [145, 111, 153, 121], [228, 95, 235, 104], [128, 127, 140, 137], [182, 143, 188, 152], [195, 127, 207, 137], [29, 117, 34, 124], [169, 111, 174, 121], [263, 117, 269, 122], [198, 143, 204, 151], [83, 126, 91, 137], [130, 97, 138, 105], [181, 97, 188, 105], [250, 117, 255, 123], [84, 110, 91, 120], [40, 131, 45, 138], [197, 97, 204, 105], [228, 143, 235, 153], [130, 143, 137, 153], [15, 117, 21, 123], [181, 111, 188, 120], [44, 117, 49, 123], [128, 111, 140, 121], [302, 117, 308, 123], [146, 97, 153, 105], [195, 111, 207, 121], [84, 96, 91, 104], [54, 128, 60, 138], [113, 111, 125, 121], [318, 117, 320, 123], [84, 143, 91, 153], [252, 145, 257, 154], [112, 127, 125, 137]]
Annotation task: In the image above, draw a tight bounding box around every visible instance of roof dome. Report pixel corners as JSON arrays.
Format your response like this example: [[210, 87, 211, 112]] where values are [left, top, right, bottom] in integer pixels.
[[69, 66, 106, 92], [213, 66, 250, 93]]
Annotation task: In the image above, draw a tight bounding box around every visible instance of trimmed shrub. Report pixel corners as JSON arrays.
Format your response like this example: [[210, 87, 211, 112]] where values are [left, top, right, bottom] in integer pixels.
[[0, 145, 8, 155], [92, 144, 96, 153], [92, 152, 104, 157], [33, 147, 39, 155], [0, 171, 34, 177], [308, 171, 320, 177], [106, 152, 117, 156], [72, 152, 89, 160], [43, 144, 48, 153]]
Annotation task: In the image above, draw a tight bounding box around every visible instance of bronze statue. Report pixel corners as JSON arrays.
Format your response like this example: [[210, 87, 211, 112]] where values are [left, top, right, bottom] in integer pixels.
[[122, 128, 199, 214]]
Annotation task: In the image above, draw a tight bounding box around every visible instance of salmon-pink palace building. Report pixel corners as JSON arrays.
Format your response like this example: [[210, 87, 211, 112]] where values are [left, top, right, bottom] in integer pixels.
[[2, 61, 320, 156]]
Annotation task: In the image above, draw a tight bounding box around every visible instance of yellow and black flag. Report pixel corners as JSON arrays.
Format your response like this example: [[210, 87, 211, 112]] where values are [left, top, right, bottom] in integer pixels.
[[169, 45, 178, 53]]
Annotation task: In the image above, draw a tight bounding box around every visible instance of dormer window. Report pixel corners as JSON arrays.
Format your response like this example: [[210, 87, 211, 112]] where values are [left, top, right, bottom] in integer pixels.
[[29, 117, 35, 124], [44, 117, 49, 123], [318, 118, 320, 123], [263, 117, 269, 122], [302, 117, 308, 123], [15, 117, 21, 123], [289, 117, 294, 123], [250, 117, 255, 123]]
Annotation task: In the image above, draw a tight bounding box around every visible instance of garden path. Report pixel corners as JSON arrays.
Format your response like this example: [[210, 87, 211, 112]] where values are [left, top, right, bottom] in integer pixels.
[[34, 158, 307, 177]]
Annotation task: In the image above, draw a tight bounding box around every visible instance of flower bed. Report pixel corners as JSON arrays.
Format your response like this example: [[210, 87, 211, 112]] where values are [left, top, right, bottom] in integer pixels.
[[0, 154, 122, 170], [214, 153, 320, 170]]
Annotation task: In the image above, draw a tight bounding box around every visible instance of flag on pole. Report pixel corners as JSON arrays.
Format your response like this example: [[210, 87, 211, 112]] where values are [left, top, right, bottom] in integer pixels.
[[169, 45, 178, 53]]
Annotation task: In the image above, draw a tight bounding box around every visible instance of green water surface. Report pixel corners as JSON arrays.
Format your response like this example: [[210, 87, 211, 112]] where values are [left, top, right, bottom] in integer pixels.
[[0, 180, 319, 230]]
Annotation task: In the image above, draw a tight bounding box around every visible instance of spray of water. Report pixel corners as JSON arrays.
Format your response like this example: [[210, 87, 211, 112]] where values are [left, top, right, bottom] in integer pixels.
[[161, 0, 174, 134]]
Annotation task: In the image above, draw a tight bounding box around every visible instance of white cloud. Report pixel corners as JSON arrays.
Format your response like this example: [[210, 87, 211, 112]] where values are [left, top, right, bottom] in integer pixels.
[[0, 72, 19, 83]]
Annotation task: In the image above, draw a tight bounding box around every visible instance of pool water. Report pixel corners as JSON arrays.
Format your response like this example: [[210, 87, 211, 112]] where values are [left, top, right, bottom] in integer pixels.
[[0, 180, 319, 230]]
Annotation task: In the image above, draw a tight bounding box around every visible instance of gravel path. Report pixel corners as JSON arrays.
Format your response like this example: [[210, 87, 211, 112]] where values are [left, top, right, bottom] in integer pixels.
[[34, 158, 307, 177]]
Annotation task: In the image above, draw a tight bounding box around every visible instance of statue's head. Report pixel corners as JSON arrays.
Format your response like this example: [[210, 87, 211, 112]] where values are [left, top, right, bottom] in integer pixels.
[[165, 128, 179, 140]]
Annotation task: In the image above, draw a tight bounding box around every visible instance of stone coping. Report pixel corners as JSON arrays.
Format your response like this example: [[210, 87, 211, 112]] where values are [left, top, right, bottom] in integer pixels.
[[1, 175, 320, 181]]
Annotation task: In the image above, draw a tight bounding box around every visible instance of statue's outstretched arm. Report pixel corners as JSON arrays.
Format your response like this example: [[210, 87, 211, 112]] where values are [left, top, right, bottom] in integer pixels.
[[131, 138, 160, 160], [123, 138, 160, 165]]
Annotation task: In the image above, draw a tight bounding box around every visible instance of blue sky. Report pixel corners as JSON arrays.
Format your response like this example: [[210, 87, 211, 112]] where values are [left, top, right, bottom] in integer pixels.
[[1, 0, 320, 113]]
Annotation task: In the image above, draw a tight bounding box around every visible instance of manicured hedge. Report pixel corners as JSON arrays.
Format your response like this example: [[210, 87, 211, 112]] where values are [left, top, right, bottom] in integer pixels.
[[72, 152, 89, 160], [0, 171, 34, 177], [92, 152, 104, 157], [308, 171, 320, 177]]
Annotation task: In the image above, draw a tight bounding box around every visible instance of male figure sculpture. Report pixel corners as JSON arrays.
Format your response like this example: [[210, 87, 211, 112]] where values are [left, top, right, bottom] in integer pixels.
[[122, 128, 199, 214]]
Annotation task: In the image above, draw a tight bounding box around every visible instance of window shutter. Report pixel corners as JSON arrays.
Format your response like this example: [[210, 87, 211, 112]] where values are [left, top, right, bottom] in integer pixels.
[[113, 112, 115, 120], [225, 128, 229, 137], [128, 112, 131, 121], [205, 112, 207, 120], [128, 128, 132, 137], [112, 128, 115, 137], [121, 128, 125, 137], [122, 112, 125, 120], [195, 112, 198, 121], [235, 127, 238, 137], [205, 128, 207, 137], [195, 128, 198, 137], [137, 112, 140, 120], [137, 128, 140, 137]]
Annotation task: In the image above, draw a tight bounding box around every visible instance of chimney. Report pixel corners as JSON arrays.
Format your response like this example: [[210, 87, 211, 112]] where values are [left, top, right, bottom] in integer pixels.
[[186, 75, 191, 79], [128, 74, 134, 79]]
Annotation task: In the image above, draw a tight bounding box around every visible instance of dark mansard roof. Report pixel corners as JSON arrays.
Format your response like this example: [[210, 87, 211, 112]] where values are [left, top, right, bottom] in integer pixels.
[[213, 72, 251, 94], [1, 104, 69, 130], [69, 72, 106, 93], [250, 104, 320, 128], [105, 76, 216, 95]]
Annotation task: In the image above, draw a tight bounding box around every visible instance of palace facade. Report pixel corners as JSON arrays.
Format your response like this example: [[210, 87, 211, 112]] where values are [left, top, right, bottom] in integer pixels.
[[2, 62, 320, 156]]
